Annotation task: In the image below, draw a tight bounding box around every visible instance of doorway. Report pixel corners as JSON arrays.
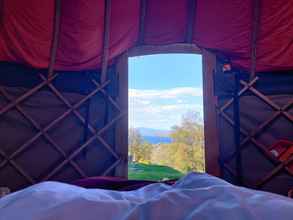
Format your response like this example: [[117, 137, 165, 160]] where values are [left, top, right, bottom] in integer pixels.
[[128, 53, 205, 181]]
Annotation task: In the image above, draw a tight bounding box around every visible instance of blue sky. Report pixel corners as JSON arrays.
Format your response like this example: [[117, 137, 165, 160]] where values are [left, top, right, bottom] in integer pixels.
[[129, 54, 203, 130]]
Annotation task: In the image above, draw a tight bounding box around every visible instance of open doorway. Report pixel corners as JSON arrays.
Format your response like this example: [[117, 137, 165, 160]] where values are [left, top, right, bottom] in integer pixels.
[[128, 53, 205, 181]]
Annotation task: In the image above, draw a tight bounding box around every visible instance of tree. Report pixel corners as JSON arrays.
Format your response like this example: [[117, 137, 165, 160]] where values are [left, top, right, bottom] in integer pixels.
[[151, 142, 204, 173], [138, 142, 153, 164], [128, 128, 153, 163], [170, 111, 205, 172], [128, 128, 143, 162], [171, 111, 203, 146], [151, 143, 176, 168]]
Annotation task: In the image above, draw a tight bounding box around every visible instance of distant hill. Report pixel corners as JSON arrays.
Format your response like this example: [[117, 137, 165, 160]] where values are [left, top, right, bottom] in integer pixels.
[[143, 136, 172, 144], [137, 127, 171, 137], [136, 127, 172, 144]]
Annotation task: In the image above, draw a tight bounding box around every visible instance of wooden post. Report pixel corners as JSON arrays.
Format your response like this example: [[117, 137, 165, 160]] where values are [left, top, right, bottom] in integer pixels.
[[48, 0, 62, 78], [101, 0, 112, 83], [185, 0, 196, 43], [138, 0, 147, 45], [202, 49, 220, 177], [115, 53, 129, 177], [250, 0, 261, 79]]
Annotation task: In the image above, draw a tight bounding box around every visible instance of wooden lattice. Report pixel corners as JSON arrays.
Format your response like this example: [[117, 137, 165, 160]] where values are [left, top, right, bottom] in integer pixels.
[[217, 76, 293, 190], [0, 71, 127, 190]]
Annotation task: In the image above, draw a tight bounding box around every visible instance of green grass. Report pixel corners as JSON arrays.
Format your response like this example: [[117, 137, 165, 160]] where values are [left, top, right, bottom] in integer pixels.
[[128, 163, 184, 181]]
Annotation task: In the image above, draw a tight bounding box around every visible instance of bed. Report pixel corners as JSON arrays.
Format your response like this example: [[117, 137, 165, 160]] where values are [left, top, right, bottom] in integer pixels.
[[0, 173, 292, 220]]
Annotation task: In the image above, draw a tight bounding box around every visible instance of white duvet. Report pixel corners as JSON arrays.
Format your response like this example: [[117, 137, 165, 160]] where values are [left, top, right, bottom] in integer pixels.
[[0, 173, 292, 220]]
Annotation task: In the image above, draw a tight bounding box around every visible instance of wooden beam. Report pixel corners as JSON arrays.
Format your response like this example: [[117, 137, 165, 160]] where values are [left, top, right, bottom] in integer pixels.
[[202, 49, 220, 177], [114, 53, 129, 177], [186, 0, 196, 43], [138, 0, 147, 45], [101, 0, 112, 83], [48, 0, 62, 78], [128, 43, 201, 57], [0, 0, 4, 30], [250, 0, 261, 79]]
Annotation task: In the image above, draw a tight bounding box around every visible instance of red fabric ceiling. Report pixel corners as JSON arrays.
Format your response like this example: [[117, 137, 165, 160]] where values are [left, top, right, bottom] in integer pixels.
[[0, 0, 292, 72]]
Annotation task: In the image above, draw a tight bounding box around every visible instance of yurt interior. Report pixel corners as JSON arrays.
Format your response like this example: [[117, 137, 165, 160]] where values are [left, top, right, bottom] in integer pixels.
[[0, 1, 292, 219]]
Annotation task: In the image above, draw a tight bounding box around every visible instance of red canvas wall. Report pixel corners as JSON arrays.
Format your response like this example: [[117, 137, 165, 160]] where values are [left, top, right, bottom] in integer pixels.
[[0, 0, 293, 72]]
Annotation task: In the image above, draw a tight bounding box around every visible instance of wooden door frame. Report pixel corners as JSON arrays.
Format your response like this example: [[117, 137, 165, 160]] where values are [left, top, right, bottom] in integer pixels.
[[115, 53, 129, 177], [117, 43, 220, 177]]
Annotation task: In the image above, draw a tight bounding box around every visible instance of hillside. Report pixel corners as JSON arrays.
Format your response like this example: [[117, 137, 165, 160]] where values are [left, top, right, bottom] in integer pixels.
[[128, 163, 183, 181]]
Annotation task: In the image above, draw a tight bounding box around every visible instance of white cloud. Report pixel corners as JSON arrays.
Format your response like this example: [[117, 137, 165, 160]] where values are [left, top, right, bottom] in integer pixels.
[[128, 87, 203, 129], [129, 87, 203, 99]]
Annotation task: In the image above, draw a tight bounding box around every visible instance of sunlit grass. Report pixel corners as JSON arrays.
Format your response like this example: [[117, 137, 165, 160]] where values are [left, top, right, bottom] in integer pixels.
[[128, 163, 184, 181]]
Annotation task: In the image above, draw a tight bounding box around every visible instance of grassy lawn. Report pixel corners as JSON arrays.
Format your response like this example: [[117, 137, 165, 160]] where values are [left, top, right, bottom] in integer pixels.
[[128, 163, 184, 181]]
